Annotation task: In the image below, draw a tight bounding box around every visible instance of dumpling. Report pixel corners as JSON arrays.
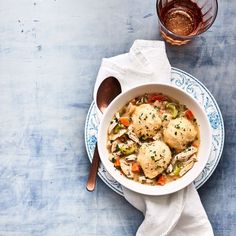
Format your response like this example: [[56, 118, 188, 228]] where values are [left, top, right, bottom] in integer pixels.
[[137, 140, 171, 179], [163, 117, 197, 151], [131, 104, 162, 139]]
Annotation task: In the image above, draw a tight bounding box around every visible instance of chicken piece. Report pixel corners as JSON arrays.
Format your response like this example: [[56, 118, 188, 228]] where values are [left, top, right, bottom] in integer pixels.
[[125, 154, 137, 161], [120, 159, 134, 178], [174, 146, 198, 162], [108, 120, 118, 134], [179, 161, 195, 177], [127, 127, 142, 145], [109, 129, 126, 141]]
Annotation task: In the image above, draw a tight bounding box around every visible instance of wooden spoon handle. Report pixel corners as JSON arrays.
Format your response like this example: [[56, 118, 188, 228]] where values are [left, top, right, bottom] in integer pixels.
[[86, 144, 100, 191]]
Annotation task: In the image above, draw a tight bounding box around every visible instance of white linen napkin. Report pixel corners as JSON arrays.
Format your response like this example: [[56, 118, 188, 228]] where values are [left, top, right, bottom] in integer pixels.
[[93, 40, 214, 236]]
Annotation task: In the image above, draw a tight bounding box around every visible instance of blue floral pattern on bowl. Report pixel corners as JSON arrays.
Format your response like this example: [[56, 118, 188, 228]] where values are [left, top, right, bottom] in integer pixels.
[[84, 67, 225, 196]]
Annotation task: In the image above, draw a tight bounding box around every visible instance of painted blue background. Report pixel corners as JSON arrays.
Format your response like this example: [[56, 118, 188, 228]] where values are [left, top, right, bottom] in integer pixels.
[[0, 0, 235, 235]]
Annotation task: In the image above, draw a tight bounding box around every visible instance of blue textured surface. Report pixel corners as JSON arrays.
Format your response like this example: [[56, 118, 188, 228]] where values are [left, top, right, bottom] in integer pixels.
[[0, 0, 235, 235]]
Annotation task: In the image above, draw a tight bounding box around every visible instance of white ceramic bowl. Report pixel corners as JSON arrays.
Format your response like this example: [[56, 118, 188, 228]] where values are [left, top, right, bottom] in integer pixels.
[[97, 83, 212, 195]]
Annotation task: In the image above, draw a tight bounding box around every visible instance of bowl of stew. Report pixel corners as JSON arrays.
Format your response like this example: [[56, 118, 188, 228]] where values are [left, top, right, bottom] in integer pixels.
[[97, 83, 212, 195]]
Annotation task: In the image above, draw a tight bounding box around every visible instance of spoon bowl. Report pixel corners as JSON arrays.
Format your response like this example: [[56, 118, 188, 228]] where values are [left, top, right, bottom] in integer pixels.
[[97, 77, 122, 113]]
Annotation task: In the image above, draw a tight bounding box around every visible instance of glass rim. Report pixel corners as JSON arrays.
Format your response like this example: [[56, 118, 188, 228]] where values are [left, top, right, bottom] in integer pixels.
[[156, 0, 218, 40]]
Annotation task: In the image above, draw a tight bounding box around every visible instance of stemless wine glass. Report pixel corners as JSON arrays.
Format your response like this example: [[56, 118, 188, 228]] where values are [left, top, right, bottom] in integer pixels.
[[156, 0, 218, 45]]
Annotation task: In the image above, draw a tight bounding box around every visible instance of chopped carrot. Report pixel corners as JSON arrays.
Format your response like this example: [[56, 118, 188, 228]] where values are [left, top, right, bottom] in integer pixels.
[[157, 175, 166, 186], [192, 142, 199, 148], [114, 158, 120, 168], [185, 109, 194, 120], [119, 117, 130, 127], [131, 162, 141, 173], [148, 94, 169, 103]]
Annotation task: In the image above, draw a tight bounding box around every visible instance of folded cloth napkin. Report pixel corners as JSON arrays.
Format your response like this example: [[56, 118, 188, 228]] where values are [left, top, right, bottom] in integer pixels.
[[94, 40, 171, 100], [93, 40, 214, 236]]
